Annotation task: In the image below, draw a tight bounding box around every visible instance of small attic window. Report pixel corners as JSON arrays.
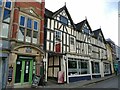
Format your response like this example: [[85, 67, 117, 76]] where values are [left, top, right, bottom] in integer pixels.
[[60, 15, 68, 25], [82, 24, 90, 35], [98, 36, 103, 42]]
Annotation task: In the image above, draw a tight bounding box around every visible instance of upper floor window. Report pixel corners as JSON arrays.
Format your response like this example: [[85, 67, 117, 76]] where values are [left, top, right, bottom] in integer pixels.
[[60, 16, 68, 25], [5, 0, 11, 9], [82, 24, 90, 35], [18, 15, 39, 44], [0, 0, 2, 6], [70, 37, 75, 45], [98, 36, 103, 42], [55, 30, 61, 41], [0, 0, 12, 38]]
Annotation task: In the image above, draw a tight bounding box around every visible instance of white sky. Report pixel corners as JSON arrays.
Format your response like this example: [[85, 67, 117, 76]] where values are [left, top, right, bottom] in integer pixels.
[[45, 0, 119, 45]]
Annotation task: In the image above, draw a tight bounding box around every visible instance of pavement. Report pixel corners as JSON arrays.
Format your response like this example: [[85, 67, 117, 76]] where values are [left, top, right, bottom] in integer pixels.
[[37, 74, 116, 88]]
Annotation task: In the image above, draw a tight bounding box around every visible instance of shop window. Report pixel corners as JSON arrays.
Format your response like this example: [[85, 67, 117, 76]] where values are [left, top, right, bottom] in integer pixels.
[[68, 59, 90, 76], [3, 9, 11, 23], [104, 64, 110, 74], [92, 62, 100, 73], [68, 60, 77, 69], [5, 0, 11, 9]]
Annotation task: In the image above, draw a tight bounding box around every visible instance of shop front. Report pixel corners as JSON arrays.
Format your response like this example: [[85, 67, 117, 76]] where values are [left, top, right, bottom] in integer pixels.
[[0, 53, 9, 89], [91, 60, 101, 78], [66, 55, 92, 83], [0, 40, 10, 89], [7, 45, 44, 88]]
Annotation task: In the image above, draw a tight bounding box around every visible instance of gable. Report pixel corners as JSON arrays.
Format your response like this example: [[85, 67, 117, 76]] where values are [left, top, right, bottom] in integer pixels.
[[76, 19, 92, 35], [19, 7, 42, 19], [52, 5, 75, 29]]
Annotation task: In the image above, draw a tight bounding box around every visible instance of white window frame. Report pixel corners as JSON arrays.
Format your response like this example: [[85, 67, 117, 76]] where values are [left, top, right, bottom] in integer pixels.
[[18, 12, 40, 44]]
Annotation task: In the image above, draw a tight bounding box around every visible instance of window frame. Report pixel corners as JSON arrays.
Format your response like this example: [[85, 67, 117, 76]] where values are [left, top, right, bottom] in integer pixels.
[[68, 58, 90, 76], [55, 30, 61, 41], [0, 0, 12, 38], [70, 37, 75, 45], [18, 13, 40, 44], [60, 15, 68, 25]]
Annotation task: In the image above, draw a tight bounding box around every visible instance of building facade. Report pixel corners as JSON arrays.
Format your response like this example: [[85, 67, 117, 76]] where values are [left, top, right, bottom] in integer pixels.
[[44, 5, 109, 83], [0, 0, 14, 89], [106, 42, 114, 74], [0, 0, 45, 88], [106, 38, 117, 72]]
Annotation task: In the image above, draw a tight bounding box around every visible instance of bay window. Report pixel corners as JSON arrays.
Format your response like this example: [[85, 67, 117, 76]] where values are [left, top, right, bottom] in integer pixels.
[[18, 15, 39, 44]]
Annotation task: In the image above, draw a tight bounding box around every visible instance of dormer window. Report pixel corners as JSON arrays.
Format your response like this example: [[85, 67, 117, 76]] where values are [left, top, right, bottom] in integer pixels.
[[98, 36, 103, 42], [60, 15, 68, 25], [82, 24, 90, 35]]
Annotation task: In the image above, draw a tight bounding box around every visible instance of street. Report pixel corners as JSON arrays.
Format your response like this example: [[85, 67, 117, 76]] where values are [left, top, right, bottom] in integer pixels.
[[79, 76, 119, 88]]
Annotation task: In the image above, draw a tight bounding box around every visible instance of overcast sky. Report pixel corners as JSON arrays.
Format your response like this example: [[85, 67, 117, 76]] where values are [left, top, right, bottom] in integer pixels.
[[45, 0, 119, 45]]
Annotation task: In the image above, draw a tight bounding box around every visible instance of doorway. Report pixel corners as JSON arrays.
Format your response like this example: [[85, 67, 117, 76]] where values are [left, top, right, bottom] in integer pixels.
[[15, 59, 33, 84]]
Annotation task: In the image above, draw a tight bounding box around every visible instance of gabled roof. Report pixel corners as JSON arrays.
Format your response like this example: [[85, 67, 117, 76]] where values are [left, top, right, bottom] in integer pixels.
[[75, 19, 92, 32], [93, 28, 106, 43], [45, 8, 53, 18], [45, 5, 76, 29]]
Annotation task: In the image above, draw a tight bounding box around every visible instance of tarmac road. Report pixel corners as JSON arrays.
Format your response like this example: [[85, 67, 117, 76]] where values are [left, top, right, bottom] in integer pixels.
[[79, 75, 118, 88]]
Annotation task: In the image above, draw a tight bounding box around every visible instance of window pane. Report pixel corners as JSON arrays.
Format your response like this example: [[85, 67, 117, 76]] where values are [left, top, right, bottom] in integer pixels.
[[0, 0, 2, 6], [60, 16, 68, 25], [55, 31, 61, 41], [33, 31, 38, 44], [26, 29, 31, 43], [68, 60, 77, 69], [3, 9, 11, 23], [27, 18, 32, 28], [20, 16, 25, 26], [0, 23, 9, 38], [5, 0, 11, 8], [18, 27, 25, 41], [34, 21, 38, 30]]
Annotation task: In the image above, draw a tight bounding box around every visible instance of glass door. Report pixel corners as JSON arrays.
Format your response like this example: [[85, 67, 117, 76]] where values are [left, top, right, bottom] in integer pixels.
[[15, 59, 33, 84], [15, 60, 22, 83]]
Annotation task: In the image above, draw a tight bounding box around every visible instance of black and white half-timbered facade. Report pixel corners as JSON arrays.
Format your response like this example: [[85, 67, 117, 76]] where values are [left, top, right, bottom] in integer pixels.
[[44, 5, 110, 83]]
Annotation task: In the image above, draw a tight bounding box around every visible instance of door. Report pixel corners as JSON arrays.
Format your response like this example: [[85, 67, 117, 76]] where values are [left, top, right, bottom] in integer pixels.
[[15, 60, 33, 84]]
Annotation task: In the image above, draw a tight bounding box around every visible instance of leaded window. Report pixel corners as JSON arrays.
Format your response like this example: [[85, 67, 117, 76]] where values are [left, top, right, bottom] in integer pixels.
[[55, 30, 61, 41], [60, 16, 68, 25], [18, 15, 39, 44]]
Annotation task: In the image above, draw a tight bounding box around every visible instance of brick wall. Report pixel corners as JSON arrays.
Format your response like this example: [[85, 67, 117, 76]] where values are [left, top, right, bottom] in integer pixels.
[[12, 1, 45, 46]]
